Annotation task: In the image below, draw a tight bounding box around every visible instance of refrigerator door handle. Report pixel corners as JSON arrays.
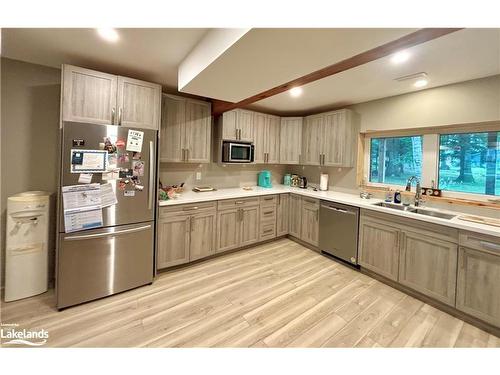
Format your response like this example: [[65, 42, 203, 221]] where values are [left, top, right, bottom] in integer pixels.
[[148, 140, 154, 210], [64, 225, 152, 241]]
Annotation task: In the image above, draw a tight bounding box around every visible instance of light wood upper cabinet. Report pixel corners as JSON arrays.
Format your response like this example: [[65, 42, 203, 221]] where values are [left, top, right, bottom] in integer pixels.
[[300, 198, 319, 247], [301, 109, 357, 167], [216, 208, 240, 253], [160, 94, 212, 163], [117, 76, 161, 130], [359, 217, 400, 281], [253, 113, 280, 164], [302, 114, 323, 166], [280, 117, 303, 164], [160, 95, 185, 162], [322, 109, 356, 167], [62, 65, 117, 125], [289, 194, 302, 238], [184, 99, 212, 163], [456, 232, 500, 327], [189, 211, 216, 262], [253, 112, 268, 163], [62, 65, 161, 129], [399, 230, 458, 306], [220, 109, 254, 142], [157, 215, 190, 269], [277, 194, 290, 236]]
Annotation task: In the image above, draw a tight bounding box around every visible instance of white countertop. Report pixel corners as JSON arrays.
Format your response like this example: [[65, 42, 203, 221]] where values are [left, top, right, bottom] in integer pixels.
[[159, 185, 500, 238]]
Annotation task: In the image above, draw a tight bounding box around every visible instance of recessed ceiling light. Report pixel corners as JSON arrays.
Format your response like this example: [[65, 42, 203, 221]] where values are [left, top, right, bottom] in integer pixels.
[[97, 28, 119, 43], [391, 50, 410, 64], [289, 87, 303, 97], [414, 79, 428, 88]]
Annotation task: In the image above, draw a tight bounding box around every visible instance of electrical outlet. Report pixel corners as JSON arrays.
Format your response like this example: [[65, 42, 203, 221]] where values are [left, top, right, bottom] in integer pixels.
[[196, 172, 202, 181]]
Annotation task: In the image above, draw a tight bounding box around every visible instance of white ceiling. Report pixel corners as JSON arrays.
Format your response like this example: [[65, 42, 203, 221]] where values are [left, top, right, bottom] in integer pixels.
[[248, 28, 500, 115], [1, 28, 208, 90], [179, 28, 418, 102]]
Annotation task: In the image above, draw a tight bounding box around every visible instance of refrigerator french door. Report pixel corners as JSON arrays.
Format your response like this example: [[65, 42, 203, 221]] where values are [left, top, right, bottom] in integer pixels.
[[57, 121, 157, 309]]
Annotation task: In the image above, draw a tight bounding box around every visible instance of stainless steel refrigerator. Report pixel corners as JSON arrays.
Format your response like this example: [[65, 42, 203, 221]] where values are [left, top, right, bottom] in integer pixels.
[[56, 121, 157, 309]]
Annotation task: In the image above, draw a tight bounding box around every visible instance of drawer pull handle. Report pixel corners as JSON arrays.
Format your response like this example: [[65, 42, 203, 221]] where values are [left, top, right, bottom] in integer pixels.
[[263, 229, 274, 234], [264, 197, 274, 200], [235, 201, 244, 205], [479, 241, 500, 254], [183, 206, 199, 211], [263, 211, 274, 215]]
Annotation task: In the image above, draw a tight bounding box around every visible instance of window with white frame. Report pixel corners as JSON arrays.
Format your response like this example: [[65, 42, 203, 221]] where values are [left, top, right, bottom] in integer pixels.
[[366, 130, 500, 198]]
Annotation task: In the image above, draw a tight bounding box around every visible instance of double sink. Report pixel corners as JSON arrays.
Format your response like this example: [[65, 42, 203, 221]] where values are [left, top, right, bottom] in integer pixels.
[[373, 202, 456, 220]]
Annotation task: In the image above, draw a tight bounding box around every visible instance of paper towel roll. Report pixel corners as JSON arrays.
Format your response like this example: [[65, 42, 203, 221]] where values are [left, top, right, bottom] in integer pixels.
[[320, 173, 329, 191]]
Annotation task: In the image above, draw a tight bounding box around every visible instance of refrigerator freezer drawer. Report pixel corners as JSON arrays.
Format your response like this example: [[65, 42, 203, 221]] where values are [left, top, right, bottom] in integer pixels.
[[57, 222, 154, 309]]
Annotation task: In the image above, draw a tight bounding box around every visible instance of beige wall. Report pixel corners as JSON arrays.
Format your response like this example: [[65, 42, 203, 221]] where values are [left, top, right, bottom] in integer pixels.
[[1, 58, 61, 288], [160, 162, 286, 189], [350, 75, 500, 132]]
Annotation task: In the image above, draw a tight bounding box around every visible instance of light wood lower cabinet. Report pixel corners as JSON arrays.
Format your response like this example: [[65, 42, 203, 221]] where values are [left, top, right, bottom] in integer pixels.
[[300, 198, 319, 247], [398, 230, 458, 306], [241, 206, 260, 247], [276, 194, 290, 236], [288, 194, 302, 238], [359, 218, 400, 281], [157, 215, 191, 268], [456, 233, 500, 327], [189, 211, 216, 261], [158, 205, 216, 269], [216, 208, 240, 253]]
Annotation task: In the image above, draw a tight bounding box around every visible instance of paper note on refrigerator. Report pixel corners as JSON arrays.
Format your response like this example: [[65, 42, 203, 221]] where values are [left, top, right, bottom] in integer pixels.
[[62, 183, 103, 232], [100, 183, 118, 208], [126, 129, 144, 152]]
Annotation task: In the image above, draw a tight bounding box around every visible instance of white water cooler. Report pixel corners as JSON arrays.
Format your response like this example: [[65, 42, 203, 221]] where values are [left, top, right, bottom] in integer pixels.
[[5, 191, 51, 302]]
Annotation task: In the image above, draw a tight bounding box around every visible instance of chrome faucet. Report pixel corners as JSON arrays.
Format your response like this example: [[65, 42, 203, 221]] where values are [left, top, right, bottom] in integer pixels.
[[405, 176, 422, 207]]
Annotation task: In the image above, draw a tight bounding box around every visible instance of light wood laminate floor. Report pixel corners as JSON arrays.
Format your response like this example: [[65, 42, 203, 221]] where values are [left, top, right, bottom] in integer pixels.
[[2, 238, 499, 348]]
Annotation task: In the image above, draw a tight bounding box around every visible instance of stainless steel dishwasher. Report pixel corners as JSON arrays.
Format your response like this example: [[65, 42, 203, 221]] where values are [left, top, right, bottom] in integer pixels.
[[319, 201, 360, 265]]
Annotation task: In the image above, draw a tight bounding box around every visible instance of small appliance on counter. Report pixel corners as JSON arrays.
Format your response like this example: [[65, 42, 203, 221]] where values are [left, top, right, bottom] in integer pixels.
[[320, 173, 329, 191], [283, 174, 291, 186], [291, 174, 300, 187], [299, 176, 308, 189], [258, 170, 272, 188]]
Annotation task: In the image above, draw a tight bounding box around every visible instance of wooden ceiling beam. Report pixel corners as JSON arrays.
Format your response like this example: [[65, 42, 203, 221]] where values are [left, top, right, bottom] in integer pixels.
[[212, 28, 463, 116]]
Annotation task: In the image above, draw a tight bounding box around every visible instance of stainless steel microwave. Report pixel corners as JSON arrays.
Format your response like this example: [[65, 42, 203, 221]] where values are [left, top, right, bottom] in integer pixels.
[[222, 141, 254, 163]]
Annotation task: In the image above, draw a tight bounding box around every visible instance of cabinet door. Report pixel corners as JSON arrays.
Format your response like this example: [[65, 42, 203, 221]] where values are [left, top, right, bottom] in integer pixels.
[[157, 215, 190, 269], [359, 219, 400, 281], [62, 65, 117, 125], [399, 231, 458, 306], [253, 112, 267, 163], [289, 194, 302, 238], [302, 114, 322, 165], [266, 115, 281, 164], [221, 110, 238, 140], [323, 111, 345, 166], [160, 95, 186, 162], [280, 117, 302, 164], [117, 76, 161, 130], [237, 110, 254, 142], [301, 200, 319, 246], [276, 194, 290, 236], [456, 246, 500, 327], [185, 99, 212, 163], [189, 211, 216, 261], [240, 206, 260, 247], [216, 208, 240, 253]]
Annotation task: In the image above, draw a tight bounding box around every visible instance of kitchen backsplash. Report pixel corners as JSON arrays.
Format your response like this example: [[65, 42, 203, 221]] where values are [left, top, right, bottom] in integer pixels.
[[159, 163, 287, 189]]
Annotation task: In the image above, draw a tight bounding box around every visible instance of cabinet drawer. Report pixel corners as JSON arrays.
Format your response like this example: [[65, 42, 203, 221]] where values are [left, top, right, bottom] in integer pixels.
[[260, 206, 277, 221], [260, 195, 277, 206], [260, 222, 276, 241], [302, 197, 320, 208], [459, 231, 500, 255], [218, 197, 260, 210], [160, 202, 216, 217]]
